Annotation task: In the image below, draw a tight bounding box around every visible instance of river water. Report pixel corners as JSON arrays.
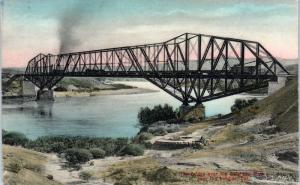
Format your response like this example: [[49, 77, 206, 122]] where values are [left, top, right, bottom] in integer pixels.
[[2, 81, 265, 139]]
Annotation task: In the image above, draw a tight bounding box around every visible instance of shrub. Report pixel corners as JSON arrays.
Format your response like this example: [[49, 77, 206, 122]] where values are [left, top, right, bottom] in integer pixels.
[[23, 163, 44, 173], [64, 148, 92, 165], [79, 171, 92, 182], [114, 178, 133, 185], [119, 144, 144, 156], [138, 104, 177, 127], [149, 127, 168, 136], [49, 142, 67, 153], [47, 174, 54, 180], [3, 131, 29, 146], [137, 132, 153, 141], [92, 87, 101, 91], [146, 166, 179, 183], [89, 148, 105, 159], [133, 132, 153, 144], [26, 136, 129, 156], [239, 151, 263, 162], [231, 98, 258, 112], [8, 161, 23, 173], [53, 86, 67, 91]]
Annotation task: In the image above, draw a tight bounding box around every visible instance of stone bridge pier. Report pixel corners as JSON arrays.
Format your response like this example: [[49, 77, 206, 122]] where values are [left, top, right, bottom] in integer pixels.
[[36, 89, 54, 101], [179, 104, 205, 122]]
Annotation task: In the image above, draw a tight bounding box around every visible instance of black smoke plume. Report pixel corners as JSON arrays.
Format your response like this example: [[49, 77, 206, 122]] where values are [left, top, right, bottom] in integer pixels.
[[58, 5, 85, 53]]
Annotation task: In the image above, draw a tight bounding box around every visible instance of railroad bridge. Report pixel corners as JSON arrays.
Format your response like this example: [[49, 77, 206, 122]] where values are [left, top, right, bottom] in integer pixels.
[[23, 33, 288, 104]]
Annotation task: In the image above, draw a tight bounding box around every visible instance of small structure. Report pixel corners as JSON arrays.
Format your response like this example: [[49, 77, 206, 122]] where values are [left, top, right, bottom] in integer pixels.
[[268, 74, 288, 95]]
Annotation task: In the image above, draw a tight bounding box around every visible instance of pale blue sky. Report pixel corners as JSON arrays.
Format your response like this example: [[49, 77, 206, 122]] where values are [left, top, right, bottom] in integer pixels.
[[2, 0, 298, 67]]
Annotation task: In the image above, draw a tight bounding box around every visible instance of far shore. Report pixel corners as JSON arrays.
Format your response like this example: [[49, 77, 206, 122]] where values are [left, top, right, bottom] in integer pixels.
[[54, 87, 159, 98]]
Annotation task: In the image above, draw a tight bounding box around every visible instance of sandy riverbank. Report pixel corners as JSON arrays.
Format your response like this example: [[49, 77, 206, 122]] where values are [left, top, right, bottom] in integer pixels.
[[54, 88, 158, 98]]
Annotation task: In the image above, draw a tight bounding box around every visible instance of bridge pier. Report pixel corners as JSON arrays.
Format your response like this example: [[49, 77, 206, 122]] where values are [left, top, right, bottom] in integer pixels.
[[179, 104, 205, 122], [36, 89, 54, 101]]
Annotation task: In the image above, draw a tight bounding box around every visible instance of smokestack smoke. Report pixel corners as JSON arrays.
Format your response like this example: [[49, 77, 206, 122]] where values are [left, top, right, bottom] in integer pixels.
[[58, 5, 85, 54]]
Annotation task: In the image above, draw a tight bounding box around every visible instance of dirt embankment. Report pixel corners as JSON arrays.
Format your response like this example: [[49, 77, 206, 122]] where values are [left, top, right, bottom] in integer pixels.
[[3, 145, 63, 185]]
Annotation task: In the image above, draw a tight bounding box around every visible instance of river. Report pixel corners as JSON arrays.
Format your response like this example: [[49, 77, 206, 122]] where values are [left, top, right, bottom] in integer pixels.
[[2, 81, 265, 139]]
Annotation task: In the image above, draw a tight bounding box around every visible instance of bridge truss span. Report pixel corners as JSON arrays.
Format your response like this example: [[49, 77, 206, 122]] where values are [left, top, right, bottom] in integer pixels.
[[24, 33, 288, 104]]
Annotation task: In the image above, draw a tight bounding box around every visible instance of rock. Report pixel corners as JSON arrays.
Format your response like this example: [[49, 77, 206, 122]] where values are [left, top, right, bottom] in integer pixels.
[[212, 162, 221, 169], [261, 125, 278, 134], [276, 151, 298, 164]]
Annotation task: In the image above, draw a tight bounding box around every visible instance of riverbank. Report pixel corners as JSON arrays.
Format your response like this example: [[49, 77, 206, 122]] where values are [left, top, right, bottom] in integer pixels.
[[54, 87, 158, 98]]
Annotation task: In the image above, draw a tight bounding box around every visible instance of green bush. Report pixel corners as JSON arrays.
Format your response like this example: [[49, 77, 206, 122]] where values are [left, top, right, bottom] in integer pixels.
[[64, 148, 92, 165], [114, 178, 133, 185], [79, 171, 92, 182], [23, 163, 44, 173], [3, 131, 29, 146], [138, 104, 177, 127], [119, 144, 144, 156], [26, 136, 129, 156], [137, 132, 153, 140], [53, 86, 67, 91], [49, 142, 67, 153], [231, 98, 258, 112], [146, 166, 179, 183], [149, 128, 168, 136], [89, 148, 105, 159]]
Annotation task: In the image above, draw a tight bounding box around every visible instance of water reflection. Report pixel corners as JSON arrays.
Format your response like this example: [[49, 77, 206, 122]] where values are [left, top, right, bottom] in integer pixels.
[[36, 101, 53, 117]]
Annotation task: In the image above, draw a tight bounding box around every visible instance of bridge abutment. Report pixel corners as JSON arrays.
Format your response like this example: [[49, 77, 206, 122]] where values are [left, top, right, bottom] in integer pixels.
[[36, 89, 54, 101], [268, 76, 287, 95]]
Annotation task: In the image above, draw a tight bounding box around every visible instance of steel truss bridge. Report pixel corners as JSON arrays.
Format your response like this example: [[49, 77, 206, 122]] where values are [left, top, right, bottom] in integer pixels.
[[24, 33, 288, 105]]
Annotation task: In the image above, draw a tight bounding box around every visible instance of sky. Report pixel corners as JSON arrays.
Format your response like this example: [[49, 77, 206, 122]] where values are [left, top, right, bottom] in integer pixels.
[[1, 0, 298, 68]]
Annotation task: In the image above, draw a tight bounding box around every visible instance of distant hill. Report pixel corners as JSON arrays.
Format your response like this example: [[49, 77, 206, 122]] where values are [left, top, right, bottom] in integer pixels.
[[278, 58, 298, 66], [2, 67, 25, 75], [283, 64, 298, 75]]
